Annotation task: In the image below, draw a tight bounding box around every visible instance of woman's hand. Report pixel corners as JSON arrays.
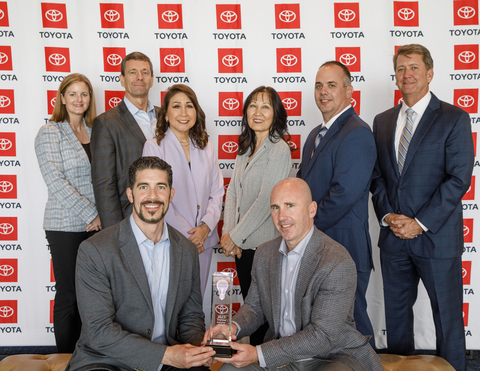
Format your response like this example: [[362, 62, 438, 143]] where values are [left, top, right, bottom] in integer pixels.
[[220, 234, 241, 258], [188, 223, 210, 254], [86, 215, 102, 232]]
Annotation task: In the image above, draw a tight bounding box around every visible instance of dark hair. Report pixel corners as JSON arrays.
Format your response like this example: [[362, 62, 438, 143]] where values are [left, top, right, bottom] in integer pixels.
[[50, 73, 97, 127], [319, 60, 352, 86], [121, 51, 153, 76], [238, 86, 292, 156], [128, 157, 173, 189], [155, 84, 208, 149], [393, 44, 434, 71]]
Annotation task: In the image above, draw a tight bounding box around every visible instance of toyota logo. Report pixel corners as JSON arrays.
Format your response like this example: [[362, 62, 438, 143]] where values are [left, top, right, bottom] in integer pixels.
[[280, 54, 297, 67], [0, 139, 13, 151], [398, 97, 404, 105], [49, 53, 66, 66], [339, 53, 357, 66], [282, 98, 297, 110], [164, 54, 181, 67], [0, 181, 13, 193], [0, 10, 4, 20], [464, 224, 470, 236], [338, 9, 356, 22], [215, 304, 229, 315], [398, 8, 415, 21], [288, 141, 297, 149], [222, 142, 239, 154], [220, 11, 237, 23], [222, 55, 239, 67], [0, 306, 14, 318], [109, 97, 122, 108], [0, 223, 14, 235], [107, 54, 122, 66], [462, 267, 467, 278], [457, 95, 475, 108], [458, 51, 476, 64], [45, 9, 63, 22], [458, 6, 475, 19], [0, 52, 8, 65], [221, 267, 238, 278], [162, 10, 179, 23], [351, 98, 357, 107], [0, 95, 11, 107], [222, 98, 240, 110], [104, 9, 120, 22], [0, 264, 14, 277], [50, 97, 56, 108], [279, 10, 296, 22], [224, 184, 229, 192]]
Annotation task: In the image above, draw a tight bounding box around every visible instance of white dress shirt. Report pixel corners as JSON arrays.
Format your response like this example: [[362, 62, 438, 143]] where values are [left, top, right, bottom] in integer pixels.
[[124, 97, 157, 140], [130, 215, 170, 345], [256, 226, 315, 367]]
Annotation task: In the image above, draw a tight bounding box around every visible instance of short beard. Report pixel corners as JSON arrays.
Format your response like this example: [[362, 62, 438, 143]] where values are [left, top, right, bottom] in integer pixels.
[[134, 199, 169, 225]]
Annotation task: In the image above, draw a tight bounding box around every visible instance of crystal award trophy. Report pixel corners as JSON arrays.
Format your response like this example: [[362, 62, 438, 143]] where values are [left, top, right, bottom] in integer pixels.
[[208, 271, 235, 358]]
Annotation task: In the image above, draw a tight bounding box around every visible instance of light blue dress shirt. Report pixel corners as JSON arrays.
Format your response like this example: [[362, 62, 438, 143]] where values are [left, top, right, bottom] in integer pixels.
[[130, 215, 170, 346], [256, 226, 315, 367], [123, 96, 157, 140]]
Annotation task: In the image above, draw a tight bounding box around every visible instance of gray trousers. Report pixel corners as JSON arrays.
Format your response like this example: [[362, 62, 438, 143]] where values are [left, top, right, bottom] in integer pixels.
[[219, 358, 353, 371]]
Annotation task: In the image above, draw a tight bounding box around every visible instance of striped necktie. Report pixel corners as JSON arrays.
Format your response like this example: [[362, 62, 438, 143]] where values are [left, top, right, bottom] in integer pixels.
[[398, 108, 414, 174], [311, 125, 328, 158]]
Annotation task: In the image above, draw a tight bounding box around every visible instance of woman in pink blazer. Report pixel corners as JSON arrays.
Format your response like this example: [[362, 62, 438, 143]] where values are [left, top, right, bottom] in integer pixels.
[[143, 84, 223, 296]]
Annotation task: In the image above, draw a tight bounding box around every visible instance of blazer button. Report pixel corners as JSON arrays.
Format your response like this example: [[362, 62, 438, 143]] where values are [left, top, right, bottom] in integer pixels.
[[398, 186, 403, 190], [197, 205, 200, 210], [397, 210, 401, 214], [147, 329, 151, 334]]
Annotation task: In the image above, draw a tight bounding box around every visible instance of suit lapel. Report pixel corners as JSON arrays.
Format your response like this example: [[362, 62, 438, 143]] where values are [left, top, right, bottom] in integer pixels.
[[386, 106, 401, 179], [401, 94, 440, 175], [269, 245, 283, 337], [302, 108, 353, 178], [165, 225, 182, 330], [119, 219, 154, 314], [294, 229, 323, 331], [118, 100, 147, 144], [59, 121, 91, 166], [300, 124, 323, 178]]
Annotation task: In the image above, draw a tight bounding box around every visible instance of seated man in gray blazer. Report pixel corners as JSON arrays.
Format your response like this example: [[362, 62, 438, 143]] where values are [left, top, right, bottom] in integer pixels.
[[207, 178, 382, 371], [67, 157, 215, 371]]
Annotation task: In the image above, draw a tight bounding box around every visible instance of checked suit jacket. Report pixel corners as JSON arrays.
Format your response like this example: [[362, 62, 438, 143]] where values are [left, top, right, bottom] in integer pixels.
[[91, 100, 160, 228], [232, 227, 382, 371], [371, 92, 474, 258], [66, 218, 205, 371]]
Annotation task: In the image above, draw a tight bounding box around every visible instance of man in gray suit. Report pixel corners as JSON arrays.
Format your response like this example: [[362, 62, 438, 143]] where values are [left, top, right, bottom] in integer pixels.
[[209, 178, 381, 371], [67, 157, 215, 371], [91, 51, 160, 228]]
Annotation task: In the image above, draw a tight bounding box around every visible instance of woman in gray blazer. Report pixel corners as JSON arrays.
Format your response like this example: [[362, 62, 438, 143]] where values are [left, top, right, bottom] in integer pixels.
[[35, 73, 101, 353], [221, 86, 292, 345]]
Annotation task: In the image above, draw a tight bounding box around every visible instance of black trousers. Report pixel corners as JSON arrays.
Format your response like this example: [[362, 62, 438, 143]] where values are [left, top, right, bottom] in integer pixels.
[[235, 249, 268, 346], [46, 230, 95, 353]]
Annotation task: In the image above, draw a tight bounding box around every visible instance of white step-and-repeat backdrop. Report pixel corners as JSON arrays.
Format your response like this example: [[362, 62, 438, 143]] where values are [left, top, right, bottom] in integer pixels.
[[0, 0, 479, 349]]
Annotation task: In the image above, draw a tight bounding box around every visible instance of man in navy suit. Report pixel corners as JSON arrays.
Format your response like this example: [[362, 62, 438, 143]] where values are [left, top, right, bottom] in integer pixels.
[[297, 61, 377, 347], [370, 44, 474, 371]]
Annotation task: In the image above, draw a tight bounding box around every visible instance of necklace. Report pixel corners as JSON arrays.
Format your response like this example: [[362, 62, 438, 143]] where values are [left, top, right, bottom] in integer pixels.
[[179, 140, 189, 147]]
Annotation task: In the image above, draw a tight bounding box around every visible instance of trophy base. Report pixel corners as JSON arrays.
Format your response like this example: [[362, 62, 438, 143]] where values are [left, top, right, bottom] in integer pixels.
[[210, 344, 237, 358]]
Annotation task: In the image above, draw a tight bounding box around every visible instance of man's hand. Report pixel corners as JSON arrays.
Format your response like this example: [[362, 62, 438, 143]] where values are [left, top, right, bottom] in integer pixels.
[[385, 213, 423, 239], [161, 344, 215, 369], [202, 324, 238, 346], [219, 342, 259, 368]]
